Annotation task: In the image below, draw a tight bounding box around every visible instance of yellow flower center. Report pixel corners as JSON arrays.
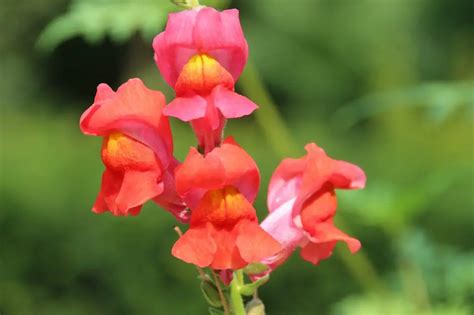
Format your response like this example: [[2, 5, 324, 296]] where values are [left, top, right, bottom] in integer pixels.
[[101, 132, 157, 171], [191, 186, 256, 227], [175, 54, 234, 95]]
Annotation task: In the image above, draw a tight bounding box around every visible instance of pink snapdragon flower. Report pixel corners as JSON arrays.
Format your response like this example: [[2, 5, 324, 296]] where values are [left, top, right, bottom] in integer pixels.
[[153, 7, 257, 152], [260, 143, 366, 271]]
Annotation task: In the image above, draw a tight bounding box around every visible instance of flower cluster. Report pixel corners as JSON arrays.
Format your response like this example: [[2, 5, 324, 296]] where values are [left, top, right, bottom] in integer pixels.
[[80, 5, 365, 285]]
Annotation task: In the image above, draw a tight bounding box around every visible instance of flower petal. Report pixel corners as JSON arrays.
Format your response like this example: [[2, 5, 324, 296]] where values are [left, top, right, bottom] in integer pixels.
[[299, 241, 338, 265], [153, 8, 248, 86], [194, 8, 248, 80], [115, 170, 164, 215], [210, 226, 247, 270], [330, 160, 367, 189], [236, 219, 282, 264], [212, 85, 258, 118], [175, 138, 260, 207], [172, 224, 217, 268], [80, 78, 173, 166], [175, 147, 225, 208], [163, 95, 208, 121]]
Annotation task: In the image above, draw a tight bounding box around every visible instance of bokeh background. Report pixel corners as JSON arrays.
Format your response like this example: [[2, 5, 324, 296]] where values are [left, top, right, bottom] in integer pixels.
[[1, 0, 473, 314]]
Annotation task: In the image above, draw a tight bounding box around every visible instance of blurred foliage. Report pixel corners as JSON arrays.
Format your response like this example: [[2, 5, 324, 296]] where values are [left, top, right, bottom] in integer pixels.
[[333, 230, 474, 315], [334, 81, 474, 128], [36, 0, 229, 51], [1, 0, 473, 314]]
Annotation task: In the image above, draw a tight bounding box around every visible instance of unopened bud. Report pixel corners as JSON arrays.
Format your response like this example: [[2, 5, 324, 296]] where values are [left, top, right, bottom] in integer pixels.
[[245, 297, 266, 315], [170, 0, 200, 9]]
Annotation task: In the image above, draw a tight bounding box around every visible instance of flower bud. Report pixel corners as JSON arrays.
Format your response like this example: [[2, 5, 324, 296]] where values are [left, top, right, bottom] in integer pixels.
[[245, 297, 266, 315]]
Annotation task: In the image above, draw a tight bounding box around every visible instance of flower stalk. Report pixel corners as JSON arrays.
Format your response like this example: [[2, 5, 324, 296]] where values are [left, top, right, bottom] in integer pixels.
[[230, 270, 247, 315]]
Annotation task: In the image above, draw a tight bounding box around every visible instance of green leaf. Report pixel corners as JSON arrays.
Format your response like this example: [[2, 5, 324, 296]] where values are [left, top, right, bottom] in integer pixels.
[[36, 0, 177, 52], [243, 262, 270, 276], [36, 0, 231, 52], [239, 275, 269, 296], [208, 307, 225, 315], [200, 281, 222, 308]]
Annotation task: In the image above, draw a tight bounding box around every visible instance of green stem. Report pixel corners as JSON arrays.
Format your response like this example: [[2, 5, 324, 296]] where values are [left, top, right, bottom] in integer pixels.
[[239, 61, 387, 294], [211, 270, 231, 315], [230, 270, 246, 315]]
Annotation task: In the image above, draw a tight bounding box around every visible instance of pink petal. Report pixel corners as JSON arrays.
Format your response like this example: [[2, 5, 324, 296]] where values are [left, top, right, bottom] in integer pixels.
[[94, 83, 115, 103], [194, 8, 248, 80], [152, 8, 248, 86], [152, 9, 198, 87], [212, 85, 258, 118], [260, 198, 305, 269], [163, 95, 208, 121], [267, 158, 305, 212]]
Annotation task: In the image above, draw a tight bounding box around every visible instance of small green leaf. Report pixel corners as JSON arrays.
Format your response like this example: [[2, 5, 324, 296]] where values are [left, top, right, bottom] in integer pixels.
[[208, 307, 225, 315], [239, 275, 270, 296], [200, 281, 222, 308], [243, 263, 270, 276]]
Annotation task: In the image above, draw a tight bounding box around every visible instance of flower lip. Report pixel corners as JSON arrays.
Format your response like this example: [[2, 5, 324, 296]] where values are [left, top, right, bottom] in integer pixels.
[[174, 54, 234, 96], [190, 186, 256, 228], [101, 132, 160, 172]]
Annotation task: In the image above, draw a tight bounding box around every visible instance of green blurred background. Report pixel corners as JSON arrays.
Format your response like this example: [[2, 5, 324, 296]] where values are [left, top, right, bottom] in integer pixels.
[[1, 0, 473, 314]]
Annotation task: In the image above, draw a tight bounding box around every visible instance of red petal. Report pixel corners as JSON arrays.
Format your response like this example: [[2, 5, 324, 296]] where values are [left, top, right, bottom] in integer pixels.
[[236, 220, 282, 263], [300, 215, 361, 265], [93, 169, 122, 215], [299, 241, 338, 265], [209, 226, 247, 270], [115, 170, 163, 215], [330, 160, 367, 189], [175, 139, 260, 207], [300, 187, 338, 235], [172, 224, 216, 268], [175, 148, 225, 208], [80, 79, 173, 165], [218, 138, 260, 203]]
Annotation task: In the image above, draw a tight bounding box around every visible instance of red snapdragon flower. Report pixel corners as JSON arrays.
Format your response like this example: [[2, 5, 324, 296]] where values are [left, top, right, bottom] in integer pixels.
[[80, 78, 186, 220], [260, 143, 366, 271], [171, 138, 281, 270], [153, 7, 257, 152]]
